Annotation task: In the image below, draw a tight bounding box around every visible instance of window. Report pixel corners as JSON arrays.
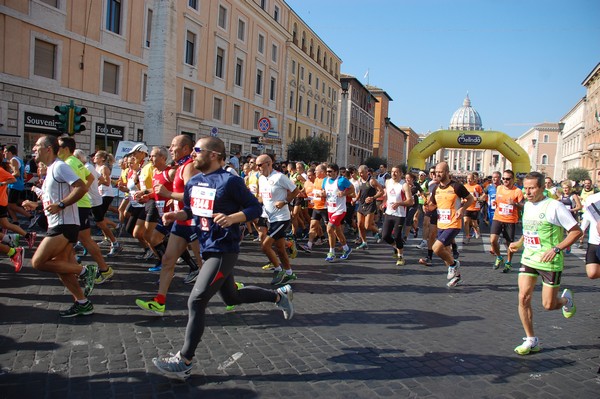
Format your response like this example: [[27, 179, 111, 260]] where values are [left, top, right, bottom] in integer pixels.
[[543, 134, 549, 143], [308, 72, 312, 85], [34, 39, 56, 79], [188, 0, 198, 10], [300, 66, 304, 80], [314, 103, 318, 119], [215, 47, 225, 78], [541, 154, 548, 165], [102, 61, 119, 94], [273, 5, 280, 22], [254, 111, 261, 130], [269, 77, 276, 101], [213, 97, 222, 120], [258, 34, 265, 54], [39, 0, 58, 7], [235, 58, 244, 86], [306, 100, 311, 117], [142, 73, 148, 101], [298, 95, 303, 114], [233, 104, 241, 125], [185, 31, 196, 65], [255, 69, 263, 95], [218, 5, 227, 29], [106, 0, 121, 34], [291, 60, 296, 75], [271, 44, 278, 63], [145, 9, 153, 47], [183, 87, 193, 113], [237, 19, 245, 41], [315, 77, 319, 90], [289, 90, 294, 109], [260, 0, 266, 10]]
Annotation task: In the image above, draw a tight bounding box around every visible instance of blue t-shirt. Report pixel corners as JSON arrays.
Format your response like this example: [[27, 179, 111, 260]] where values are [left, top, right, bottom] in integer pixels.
[[183, 168, 261, 253], [8, 156, 24, 191], [322, 176, 352, 192]]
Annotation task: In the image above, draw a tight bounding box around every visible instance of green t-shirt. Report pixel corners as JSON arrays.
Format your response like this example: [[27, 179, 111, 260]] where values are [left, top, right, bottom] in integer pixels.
[[521, 198, 564, 272], [65, 155, 91, 208]]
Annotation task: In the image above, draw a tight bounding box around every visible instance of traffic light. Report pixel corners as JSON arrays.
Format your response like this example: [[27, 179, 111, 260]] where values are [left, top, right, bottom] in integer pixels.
[[73, 105, 88, 134], [54, 104, 70, 133]]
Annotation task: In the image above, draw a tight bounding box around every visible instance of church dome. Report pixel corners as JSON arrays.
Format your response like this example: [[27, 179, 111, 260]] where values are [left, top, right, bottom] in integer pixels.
[[449, 94, 483, 131]]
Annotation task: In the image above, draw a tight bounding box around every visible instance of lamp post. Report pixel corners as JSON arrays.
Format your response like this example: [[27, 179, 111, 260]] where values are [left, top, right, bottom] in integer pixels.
[[531, 138, 537, 171], [337, 79, 349, 166], [383, 116, 390, 162]]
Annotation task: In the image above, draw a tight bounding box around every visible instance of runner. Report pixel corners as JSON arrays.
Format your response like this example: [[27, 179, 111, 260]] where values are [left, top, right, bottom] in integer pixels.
[[429, 161, 474, 287], [508, 171, 582, 355], [463, 172, 483, 244], [151, 136, 293, 380], [93, 150, 122, 256], [581, 189, 600, 279], [355, 165, 384, 250], [323, 163, 354, 262], [490, 170, 524, 273], [381, 166, 413, 266], [481, 171, 501, 227], [256, 154, 299, 285], [22, 135, 97, 317], [299, 164, 328, 253]]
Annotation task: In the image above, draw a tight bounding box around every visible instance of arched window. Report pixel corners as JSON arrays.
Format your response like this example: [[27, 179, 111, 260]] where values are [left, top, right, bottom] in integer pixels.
[[309, 39, 314, 58], [543, 134, 549, 143], [541, 154, 548, 165], [292, 23, 297, 44], [317, 46, 321, 63], [301, 32, 306, 51]]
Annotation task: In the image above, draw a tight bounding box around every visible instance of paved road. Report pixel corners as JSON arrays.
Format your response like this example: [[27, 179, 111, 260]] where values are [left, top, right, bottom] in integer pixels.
[[0, 226, 599, 398]]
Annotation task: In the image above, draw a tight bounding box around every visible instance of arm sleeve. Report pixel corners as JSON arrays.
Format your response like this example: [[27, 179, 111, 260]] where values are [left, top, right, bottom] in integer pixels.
[[454, 182, 470, 199]]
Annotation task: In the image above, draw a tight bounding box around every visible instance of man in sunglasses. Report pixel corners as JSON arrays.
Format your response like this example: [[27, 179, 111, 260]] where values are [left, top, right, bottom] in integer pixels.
[[323, 163, 354, 262], [481, 171, 501, 227], [151, 136, 294, 380], [256, 154, 299, 285], [490, 169, 524, 273]]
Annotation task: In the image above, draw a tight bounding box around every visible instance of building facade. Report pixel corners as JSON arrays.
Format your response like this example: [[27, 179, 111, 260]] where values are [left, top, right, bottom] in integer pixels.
[[556, 98, 585, 181], [0, 0, 341, 162], [337, 75, 375, 167], [582, 63, 600, 184], [515, 123, 560, 179]]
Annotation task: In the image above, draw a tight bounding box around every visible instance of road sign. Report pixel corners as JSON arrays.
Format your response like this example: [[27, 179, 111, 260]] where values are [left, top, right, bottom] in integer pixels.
[[210, 127, 219, 137], [258, 117, 271, 134]]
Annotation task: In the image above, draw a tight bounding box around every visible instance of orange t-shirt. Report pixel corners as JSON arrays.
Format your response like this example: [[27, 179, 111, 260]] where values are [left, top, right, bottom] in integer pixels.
[[311, 177, 326, 210], [304, 179, 315, 209], [431, 180, 470, 229], [493, 185, 524, 223], [0, 167, 13, 206], [465, 183, 483, 211]]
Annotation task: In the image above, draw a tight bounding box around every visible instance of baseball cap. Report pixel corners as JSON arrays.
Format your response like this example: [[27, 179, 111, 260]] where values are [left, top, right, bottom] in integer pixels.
[[126, 143, 148, 156], [419, 171, 426, 176]]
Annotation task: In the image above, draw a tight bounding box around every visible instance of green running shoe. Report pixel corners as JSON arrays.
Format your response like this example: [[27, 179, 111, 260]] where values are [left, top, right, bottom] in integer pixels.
[[494, 256, 504, 270], [226, 282, 244, 311], [136, 298, 165, 315], [59, 300, 94, 318], [82, 264, 98, 297], [561, 289, 576, 318], [514, 337, 541, 355]]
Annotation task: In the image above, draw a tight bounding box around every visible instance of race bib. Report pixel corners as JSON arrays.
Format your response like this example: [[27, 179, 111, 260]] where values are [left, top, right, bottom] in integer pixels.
[[326, 190, 336, 208], [190, 186, 216, 217], [260, 188, 272, 200], [498, 203, 513, 215], [523, 230, 541, 250], [155, 200, 165, 217], [438, 209, 451, 224], [42, 193, 52, 214]]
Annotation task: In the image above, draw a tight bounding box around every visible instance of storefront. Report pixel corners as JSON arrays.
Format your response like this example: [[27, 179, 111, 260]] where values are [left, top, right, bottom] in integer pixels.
[[23, 112, 61, 156], [94, 123, 125, 155]]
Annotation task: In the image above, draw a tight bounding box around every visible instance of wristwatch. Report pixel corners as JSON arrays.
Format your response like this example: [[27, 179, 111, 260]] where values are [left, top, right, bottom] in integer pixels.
[[58, 201, 66, 209], [553, 247, 561, 254]]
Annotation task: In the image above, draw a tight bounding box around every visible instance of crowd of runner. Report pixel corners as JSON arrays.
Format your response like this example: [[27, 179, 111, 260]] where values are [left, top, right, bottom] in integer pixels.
[[1, 136, 599, 378]]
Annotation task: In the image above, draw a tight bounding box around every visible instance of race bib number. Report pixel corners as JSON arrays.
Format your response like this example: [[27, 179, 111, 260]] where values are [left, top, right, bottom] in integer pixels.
[[438, 209, 451, 225], [155, 200, 165, 217], [42, 193, 52, 214], [523, 230, 541, 250], [190, 186, 216, 217], [498, 203, 513, 216], [326, 190, 337, 208], [490, 195, 496, 210], [199, 216, 211, 231], [260, 188, 272, 200]]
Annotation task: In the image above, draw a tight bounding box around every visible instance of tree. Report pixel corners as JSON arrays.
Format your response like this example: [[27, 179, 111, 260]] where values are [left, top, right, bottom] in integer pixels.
[[566, 167, 590, 182], [363, 156, 387, 171], [286, 136, 331, 163]]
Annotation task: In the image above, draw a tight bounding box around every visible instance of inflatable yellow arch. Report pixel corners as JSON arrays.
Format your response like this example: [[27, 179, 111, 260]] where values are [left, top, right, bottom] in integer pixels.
[[407, 130, 531, 176]]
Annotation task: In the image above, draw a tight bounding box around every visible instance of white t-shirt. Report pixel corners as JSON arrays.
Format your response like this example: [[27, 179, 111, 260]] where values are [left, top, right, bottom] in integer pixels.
[[385, 180, 407, 217], [582, 192, 600, 245], [43, 159, 81, 228], [86, 162, 103, 207], [259, 171, 296, 222]]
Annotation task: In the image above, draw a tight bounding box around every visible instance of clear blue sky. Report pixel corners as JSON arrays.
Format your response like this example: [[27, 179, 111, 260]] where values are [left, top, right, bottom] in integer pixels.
[[285, 0, 599, 138]]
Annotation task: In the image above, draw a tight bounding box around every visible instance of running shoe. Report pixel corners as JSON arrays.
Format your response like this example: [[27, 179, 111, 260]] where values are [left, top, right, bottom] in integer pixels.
[[561, 289, 576, 318], [502, 262, 512, 274], [416, 240, 427, 250], [97, 238, 111, 248], [474, 231, 481, 239], [577, 242, 583, 249], [272, 271, 297, 285], [73, 241, 85, 252], [176, 257, 186, 265], [452, 250, 460, 260], [94, 266, 114, 284], [315, 238, 324, 246], [270, 270, 284, 285], [252, 236, 261, 242], [447, 275, 461, 287], [396, 256, 405, 266], [299, 243, 312, 253], [106, 242, 123, 257], [10, 247, 24, 272], [225, 282, 244, 311], [418, 258, 432, 267], [325, 252, 335, 262], [59, 301, 94, 318], [28, 214, 41, 229], [262, 262, 275, 270], [276, 284, 294, 320], [183, 269, 199, 284], [494, 257, 504, 270], [25, 232, 37, 250], [374, 233, 383, 244], [153, 351, 193, 380], [447, 260, 460, 280], [5, 233, 20, 247], [356, 242, 368, 250], [136, 298, 165, 315], [514, 337, 541, 355], [354, 237, 362, 244], [339, 248, 352, 260], [82, 264, 97, 297], [463, 237, 470, 245], [148, 264, 162, 272]]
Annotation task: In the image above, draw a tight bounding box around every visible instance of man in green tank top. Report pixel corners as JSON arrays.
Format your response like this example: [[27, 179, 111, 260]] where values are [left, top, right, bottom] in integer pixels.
[[508, 172, 582, 355]]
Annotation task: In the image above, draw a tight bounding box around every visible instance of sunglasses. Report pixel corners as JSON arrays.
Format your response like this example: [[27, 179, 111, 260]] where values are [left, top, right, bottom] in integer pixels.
[[256, 162, 270, 167], [502, 177, 512, 181], [326, 170, 335, 173], [193, 147, 222, 156]]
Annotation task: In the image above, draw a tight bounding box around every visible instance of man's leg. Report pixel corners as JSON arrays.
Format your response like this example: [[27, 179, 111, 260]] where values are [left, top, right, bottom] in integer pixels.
[[517, 274, 537, 338]]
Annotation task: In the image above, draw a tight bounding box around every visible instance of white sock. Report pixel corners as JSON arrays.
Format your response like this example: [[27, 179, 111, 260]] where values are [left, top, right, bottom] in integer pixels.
[[285, 269, 293, 275], [342, 244, 349, 251]]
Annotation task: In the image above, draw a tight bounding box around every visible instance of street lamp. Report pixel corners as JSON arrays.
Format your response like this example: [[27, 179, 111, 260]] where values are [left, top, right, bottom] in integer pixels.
[[531, 138, 537, 171], [337, 79, 350, 166]]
